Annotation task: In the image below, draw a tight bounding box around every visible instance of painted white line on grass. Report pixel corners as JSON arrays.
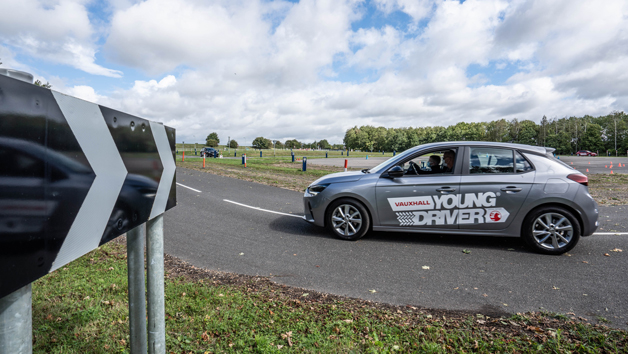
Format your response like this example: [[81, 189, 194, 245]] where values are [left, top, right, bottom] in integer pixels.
[[176, 183, 202, 193], [592, 232, 628, 235], [224, 199, 305, 219]]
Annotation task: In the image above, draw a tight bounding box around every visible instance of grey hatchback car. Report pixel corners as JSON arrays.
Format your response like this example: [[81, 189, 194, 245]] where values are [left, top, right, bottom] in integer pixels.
[[303, 142, 598, 255]]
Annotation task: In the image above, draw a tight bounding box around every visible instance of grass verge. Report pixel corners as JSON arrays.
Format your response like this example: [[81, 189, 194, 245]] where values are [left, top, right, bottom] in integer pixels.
[[177, 157, 360, 192], [588, 173, 628, 205], [33, 241, 628, 353]]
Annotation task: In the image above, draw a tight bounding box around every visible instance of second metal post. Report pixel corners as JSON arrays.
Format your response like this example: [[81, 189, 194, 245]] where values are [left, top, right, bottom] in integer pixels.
[[147, 215, 166, 354], [127, 225, 147, 354]]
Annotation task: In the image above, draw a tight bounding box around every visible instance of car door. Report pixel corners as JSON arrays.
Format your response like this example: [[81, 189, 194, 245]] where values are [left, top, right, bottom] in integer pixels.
[[458, 147, 534, 231], [375, 147, 462, 229]]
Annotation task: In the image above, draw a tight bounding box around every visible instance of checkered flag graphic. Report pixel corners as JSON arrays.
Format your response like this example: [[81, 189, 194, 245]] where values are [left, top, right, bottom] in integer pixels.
[[396, 212, 415, 226]]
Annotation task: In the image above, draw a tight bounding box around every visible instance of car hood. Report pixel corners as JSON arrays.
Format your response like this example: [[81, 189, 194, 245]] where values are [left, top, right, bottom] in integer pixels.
[[309, 171, 366, 186]]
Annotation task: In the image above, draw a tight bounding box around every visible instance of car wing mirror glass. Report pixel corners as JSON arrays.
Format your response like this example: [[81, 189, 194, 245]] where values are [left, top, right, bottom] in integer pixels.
[[388, 165, 404, 178]]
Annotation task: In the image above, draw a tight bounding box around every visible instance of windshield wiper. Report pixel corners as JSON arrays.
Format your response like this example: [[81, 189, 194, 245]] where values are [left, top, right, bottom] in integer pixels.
[[361, 169, 370, 173]]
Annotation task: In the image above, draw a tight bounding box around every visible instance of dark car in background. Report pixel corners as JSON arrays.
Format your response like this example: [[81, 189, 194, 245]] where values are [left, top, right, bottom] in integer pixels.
[[201, 147, 218, 157], [576, 150, 597, 156]]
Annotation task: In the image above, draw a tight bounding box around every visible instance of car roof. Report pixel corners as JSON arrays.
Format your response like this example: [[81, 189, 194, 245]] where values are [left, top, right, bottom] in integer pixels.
[[410, 141, 551, 155]]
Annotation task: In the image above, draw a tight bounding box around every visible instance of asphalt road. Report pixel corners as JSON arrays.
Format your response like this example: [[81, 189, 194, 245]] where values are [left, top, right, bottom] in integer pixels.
[[165, 167, 628, 328]]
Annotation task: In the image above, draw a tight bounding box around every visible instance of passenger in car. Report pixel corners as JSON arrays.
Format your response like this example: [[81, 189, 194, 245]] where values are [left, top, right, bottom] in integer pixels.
[[442, 150, 455, 172]]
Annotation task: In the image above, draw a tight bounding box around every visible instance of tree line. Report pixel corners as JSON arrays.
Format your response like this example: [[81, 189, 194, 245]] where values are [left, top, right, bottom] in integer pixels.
[[343, 112, 628, 155], [205, 133, 344, 150]]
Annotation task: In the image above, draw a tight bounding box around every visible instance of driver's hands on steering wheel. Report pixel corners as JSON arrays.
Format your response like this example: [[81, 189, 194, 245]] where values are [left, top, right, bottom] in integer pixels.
[[408, 161, 419, 175]]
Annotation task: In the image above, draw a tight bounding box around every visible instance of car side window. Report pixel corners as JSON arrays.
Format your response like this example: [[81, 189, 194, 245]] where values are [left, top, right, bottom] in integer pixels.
[[469, 147, 514, 174], [515, 151, 533, 173], [398, 148, 458, 176]]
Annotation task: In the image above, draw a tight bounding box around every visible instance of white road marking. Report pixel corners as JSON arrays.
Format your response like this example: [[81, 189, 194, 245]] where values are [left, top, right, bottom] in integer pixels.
[[592, 232, 628, 235], [176, 183, 202, 193], [224, 199, 305, 219]]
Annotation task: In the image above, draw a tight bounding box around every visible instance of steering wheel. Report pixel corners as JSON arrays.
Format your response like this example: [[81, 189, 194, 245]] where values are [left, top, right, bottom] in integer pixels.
[[408, 161, 419, 175]]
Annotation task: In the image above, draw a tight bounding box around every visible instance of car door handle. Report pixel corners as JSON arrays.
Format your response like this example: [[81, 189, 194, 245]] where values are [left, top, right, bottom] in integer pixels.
[[501, 186, 522, 193], [436, 187, 456, 193]]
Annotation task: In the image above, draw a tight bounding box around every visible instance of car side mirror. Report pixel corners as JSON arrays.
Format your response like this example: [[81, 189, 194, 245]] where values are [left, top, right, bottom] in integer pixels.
[[388, 165, 404, 178]]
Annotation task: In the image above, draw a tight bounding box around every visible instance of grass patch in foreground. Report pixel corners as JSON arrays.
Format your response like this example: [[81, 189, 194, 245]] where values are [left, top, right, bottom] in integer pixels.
[[33, 241, 627, 353]]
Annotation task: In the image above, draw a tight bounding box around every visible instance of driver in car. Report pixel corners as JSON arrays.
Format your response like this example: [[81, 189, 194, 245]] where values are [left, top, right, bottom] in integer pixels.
[[428, 155, 441, 173]]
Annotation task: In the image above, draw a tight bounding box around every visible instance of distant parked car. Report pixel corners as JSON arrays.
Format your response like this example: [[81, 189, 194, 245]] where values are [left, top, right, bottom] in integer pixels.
[[201, 147, 218, 157], [576, 150, 597, 156]]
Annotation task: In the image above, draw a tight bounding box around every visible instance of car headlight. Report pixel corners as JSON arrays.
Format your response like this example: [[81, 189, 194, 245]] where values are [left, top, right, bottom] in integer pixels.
[[307, 184, 330, 196]]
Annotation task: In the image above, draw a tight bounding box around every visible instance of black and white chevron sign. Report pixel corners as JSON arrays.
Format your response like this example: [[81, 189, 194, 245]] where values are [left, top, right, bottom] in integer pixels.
[[0, 74, 176, 298]]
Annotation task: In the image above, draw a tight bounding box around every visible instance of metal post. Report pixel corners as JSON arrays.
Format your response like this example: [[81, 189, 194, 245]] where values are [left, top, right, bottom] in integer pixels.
[[127, 226, 147, 354], [0, 284, 32, 354], [146, 215, 166, 354]]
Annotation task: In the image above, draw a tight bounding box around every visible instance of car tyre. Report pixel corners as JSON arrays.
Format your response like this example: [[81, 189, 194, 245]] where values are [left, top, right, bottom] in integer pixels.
[[325, 198, 370, 241], [522, 206, 580, 255]]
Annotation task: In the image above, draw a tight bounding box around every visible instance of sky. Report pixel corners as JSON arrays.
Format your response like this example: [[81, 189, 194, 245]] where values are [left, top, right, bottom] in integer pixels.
[[1, 0, 627, 145]]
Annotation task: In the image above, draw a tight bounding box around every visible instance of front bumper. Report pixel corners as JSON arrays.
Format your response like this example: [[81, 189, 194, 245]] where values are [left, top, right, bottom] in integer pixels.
[[303, 190, 326, 227], [303, 197, 315, 223]]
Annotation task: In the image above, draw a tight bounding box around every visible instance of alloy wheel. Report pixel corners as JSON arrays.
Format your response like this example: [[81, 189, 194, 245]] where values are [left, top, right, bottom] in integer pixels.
[[331, 204, 362, 237], [532, 212, 574, 250]]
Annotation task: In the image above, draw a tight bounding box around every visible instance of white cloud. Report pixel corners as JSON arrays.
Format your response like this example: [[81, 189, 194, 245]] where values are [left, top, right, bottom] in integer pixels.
[[105, 0, 359, 84], [66, 85, 105, 103], [3, 0, 628, 145], [347, 25, 401, 70], [0, 0, 122, 77], [372, 0, 434, 22]]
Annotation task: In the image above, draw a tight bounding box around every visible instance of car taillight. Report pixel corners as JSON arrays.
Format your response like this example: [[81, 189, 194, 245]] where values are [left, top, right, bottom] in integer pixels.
[[567, 174, 588, 186]]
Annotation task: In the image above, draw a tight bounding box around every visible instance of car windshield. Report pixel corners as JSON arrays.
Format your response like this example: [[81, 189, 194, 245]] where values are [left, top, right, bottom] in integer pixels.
[[368, 148, 416, 174]]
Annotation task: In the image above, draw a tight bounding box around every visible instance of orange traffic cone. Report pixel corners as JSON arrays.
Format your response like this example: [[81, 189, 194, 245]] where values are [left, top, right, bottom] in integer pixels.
[[586, 168, 589, 172], [588, 161, 590, 164], [571, 162, 573, 165], [611, 170, 614, 174], [605, 165, 608, 168]]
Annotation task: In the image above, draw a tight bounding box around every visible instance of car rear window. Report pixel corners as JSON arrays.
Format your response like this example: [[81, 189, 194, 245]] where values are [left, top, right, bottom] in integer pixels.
[[515, 151, 533, 173], [545, 152, 574, 170]]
